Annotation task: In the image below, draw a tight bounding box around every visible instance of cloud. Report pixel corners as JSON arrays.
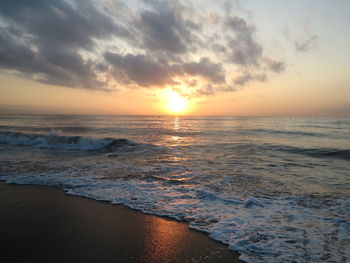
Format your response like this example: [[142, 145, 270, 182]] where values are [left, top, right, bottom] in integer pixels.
[[283, 25, 318, 53], [104, 52, 177, 87], [0, 0, 127, 90], [295, 35, 318, 52], [105, 52, 225, 88], [0, 0, 126, 49], [263, 58, 286, 73], [225, 16, 263, 67], [138, 7, 196, 54], [0, 27, 104, 90], [234, 73, 267, 86], [0, 0, 287, 96], [182, 58, 225, 83]]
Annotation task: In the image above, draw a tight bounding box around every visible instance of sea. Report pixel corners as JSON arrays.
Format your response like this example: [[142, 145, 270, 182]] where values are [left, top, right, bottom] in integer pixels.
[[0, 115, 349, 263]]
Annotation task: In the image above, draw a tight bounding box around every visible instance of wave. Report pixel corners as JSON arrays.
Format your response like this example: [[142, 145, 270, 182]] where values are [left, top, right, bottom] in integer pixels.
[[0, 125, 94, 133], [1, 173, 348, 263], [250, 128, 323, 137], [267, 144, 350, 161], [0, 130, 134, 151], [184, 141, 350, 161]]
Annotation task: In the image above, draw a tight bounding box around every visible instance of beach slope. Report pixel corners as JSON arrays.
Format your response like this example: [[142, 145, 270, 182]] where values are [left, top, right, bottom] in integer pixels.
[[0, 182, 241, 263]]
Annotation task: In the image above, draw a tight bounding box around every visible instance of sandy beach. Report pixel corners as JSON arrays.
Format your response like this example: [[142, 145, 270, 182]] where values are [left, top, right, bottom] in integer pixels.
[[0, 182, 241, 263]]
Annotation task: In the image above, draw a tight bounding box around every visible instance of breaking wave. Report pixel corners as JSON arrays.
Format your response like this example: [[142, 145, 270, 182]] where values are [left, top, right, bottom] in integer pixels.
[[0, 131, 133, 151]]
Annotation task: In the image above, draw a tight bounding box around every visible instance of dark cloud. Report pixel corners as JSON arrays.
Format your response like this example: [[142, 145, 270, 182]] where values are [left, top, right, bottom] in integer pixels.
[[0, 0, 287, 96], [0, 29, 36, 72], [104, 52, 177, 87], [0, 0, 127, 90], [182, 58, 225, 83], [0, 0, 126, 49], [225, 16, 263, 67], [105, 53, 225, 88], [138, 9, 190, 54], [0, 27, 104, 90]]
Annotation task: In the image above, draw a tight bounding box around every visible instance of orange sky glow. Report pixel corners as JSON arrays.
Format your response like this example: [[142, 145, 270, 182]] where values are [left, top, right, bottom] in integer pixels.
[[0, 0, 349, 117]]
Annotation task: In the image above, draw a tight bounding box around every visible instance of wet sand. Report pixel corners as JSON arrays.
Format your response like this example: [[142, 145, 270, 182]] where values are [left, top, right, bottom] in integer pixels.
[[0, 182, 241, 263]]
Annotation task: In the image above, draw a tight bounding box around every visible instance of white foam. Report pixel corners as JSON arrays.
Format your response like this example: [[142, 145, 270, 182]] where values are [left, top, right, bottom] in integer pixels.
[[1, 170, 349, 263]]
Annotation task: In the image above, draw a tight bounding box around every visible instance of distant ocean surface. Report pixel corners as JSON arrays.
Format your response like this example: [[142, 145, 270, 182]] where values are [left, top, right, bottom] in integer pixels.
[[0, 115, 349, 262]]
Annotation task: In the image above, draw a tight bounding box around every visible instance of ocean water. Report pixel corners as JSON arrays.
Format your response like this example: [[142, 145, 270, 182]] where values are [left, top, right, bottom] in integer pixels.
[[0, 115, 349, 262]]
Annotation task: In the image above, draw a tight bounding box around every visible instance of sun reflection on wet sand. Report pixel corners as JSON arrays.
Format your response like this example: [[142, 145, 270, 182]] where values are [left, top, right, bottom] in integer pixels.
[[142, 216, 186, 262]]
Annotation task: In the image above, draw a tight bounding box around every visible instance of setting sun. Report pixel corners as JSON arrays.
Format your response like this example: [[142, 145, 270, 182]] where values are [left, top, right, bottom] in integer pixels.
[[0, 1, 349, 262], [165, 90, 188, 115]]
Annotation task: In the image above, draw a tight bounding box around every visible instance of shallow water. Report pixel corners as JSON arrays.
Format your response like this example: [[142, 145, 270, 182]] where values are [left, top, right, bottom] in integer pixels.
[[0, 115, 349, 262]]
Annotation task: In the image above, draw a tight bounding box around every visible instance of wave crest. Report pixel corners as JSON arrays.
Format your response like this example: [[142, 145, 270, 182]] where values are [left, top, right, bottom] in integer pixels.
[[268, 144, 350, 161], [0, 131, 133, 151]]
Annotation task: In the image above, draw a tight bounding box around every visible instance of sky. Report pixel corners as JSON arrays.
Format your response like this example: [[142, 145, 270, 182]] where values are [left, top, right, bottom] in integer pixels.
[[0, 0, 349, 116]]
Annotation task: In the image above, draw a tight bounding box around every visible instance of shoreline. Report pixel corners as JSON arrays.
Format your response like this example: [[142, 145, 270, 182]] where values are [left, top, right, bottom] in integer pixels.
[[0, 181, 241, 263]]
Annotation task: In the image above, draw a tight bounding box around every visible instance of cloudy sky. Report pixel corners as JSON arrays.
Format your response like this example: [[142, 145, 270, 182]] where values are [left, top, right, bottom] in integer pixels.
[[0, 0, 349, 116]]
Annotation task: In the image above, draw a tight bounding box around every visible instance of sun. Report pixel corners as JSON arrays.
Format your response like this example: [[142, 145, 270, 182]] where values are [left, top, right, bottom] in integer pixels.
[[165, 90, 188, 115]]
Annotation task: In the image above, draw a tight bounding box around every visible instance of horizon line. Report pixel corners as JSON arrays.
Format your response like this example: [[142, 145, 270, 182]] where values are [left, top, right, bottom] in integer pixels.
[[0, 113, 349, 118]]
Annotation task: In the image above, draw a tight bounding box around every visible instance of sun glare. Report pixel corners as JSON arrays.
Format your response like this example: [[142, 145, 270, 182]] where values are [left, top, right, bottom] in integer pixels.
[[165, 91, 188, 115]]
